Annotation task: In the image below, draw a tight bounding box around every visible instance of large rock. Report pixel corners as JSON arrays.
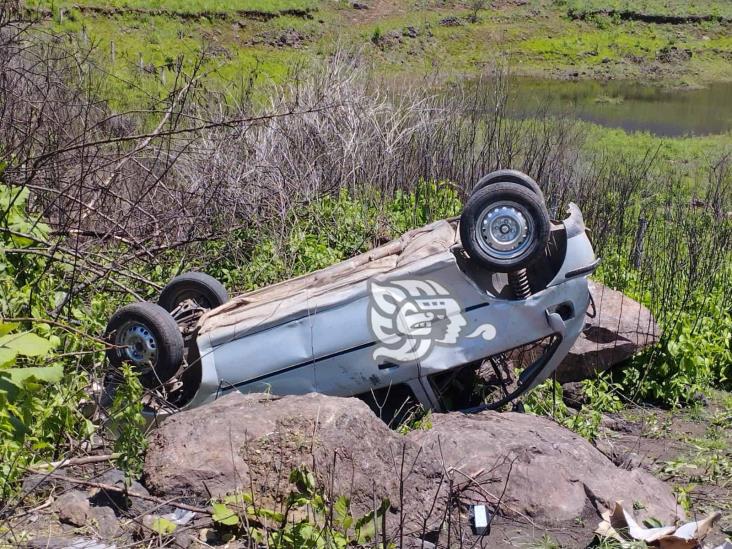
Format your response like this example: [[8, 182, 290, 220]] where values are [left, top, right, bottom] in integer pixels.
[[89, 468, 153, 517], [144, 392, 682, 542], [54, 490, 90, 527], [408, 411, 681, 525], [557, 280, 660, 383], [143, 392, 443, 528]]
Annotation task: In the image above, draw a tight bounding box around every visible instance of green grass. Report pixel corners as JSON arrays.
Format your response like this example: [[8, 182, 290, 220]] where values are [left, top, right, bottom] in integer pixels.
[[564, 0, 732, 20], [28, 0, 320, 14], [584, 124, 732, 163], [38, 5, 732, 162], [349, 2, 732, 86], [49, 10, 312, 109], [521, 26, 666, 64], [30, 0, 732, 109]]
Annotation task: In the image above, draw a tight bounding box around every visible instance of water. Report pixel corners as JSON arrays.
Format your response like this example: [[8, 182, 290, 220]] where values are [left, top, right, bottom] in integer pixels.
[[508, 78, 732, 137]]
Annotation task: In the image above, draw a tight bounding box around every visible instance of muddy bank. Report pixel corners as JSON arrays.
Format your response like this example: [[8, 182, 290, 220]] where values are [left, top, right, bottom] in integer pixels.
[[30, 4, 315, 22]]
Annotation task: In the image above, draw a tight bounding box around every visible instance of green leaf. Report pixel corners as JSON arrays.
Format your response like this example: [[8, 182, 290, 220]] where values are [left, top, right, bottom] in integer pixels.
[[0, 322, 19, 337], [342, 515, 353, 531], [1, 365, 63, 384], [290, 466, 317, 494], [334, 495, 351, 527], [0, 331, 52, 357], [643, 516, 663, 529], [223, 491, 253, 505], [0, 347, 18, 368], [288, 493, 310, 508], [212, 503, 239, 526], [9, 234, 35, 247], [0, 185, 29, 209], [255, 507, 284, 522], [354, 498, 389, 542], [8, 415, 29, 442], [149, 516, 177, 535], [355, 517, 376, 544], [0, 376, 21, 402]]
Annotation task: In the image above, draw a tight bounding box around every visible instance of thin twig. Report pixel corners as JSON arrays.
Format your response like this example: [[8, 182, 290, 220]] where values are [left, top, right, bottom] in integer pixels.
[[28, 453, 120, 471], [38, 473, 209, 514]]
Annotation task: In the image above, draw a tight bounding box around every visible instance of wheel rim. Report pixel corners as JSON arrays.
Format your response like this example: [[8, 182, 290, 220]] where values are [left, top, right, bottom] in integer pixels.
[[116, 321, 157, 370], [476, 201, 534, 260]]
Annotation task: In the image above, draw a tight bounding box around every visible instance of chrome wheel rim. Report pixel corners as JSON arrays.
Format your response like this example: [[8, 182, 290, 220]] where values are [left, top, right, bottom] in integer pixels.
[[116, 321, 157, 370], [476, 201, 533, 260]]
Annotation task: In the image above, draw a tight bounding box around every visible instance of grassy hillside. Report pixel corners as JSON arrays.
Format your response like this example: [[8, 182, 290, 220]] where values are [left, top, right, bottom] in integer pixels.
[[25, 0, 732, 111], [28, 0, 319, 13]]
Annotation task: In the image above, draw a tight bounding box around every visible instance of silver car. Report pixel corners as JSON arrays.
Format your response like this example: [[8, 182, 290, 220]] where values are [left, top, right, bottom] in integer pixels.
[[105, 170, 598, 418]]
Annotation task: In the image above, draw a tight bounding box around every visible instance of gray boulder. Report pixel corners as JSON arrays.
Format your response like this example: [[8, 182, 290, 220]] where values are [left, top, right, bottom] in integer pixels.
[[89, 468, 152, 517], [22, 470, 75, 497], [54, 490, 90, 527], [87, 506, 121, 540], [407, 411, 681, 525], [557, 280, 660, 383]]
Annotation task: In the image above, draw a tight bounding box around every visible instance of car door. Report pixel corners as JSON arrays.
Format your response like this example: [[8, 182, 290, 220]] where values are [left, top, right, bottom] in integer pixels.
[[211, 290, 316, 396], [311, 290, 421, 397]]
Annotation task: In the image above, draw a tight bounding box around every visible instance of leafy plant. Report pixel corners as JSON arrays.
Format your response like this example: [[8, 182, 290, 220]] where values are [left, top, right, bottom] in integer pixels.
[[397, 406, 433, 434], [149, 516, 177, 535], [109, 365, 148, 481], [371, 26, 382, 45], [0, 322, 80, 499], [212, 466, 391, 547], [0, 184, 101, 501], [617, 280, 732, 407], [468, 0, 487, 23], [524, 376, 623, 441]]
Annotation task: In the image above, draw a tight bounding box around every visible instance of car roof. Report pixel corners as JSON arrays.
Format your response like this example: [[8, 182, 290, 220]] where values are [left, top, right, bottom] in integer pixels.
[[197, 219, 459, 341]]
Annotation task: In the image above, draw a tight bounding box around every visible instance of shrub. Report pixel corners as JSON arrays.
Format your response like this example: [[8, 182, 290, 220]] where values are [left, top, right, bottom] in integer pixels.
[[109, 365, 148, 481]]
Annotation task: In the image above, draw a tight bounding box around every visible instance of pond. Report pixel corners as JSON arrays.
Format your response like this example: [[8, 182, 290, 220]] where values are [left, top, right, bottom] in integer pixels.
[[507, 78, 732, 137]]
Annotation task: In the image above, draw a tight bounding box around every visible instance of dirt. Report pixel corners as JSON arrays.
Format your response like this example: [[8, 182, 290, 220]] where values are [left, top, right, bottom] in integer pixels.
[[344, 0, 410, 24], [4, 392, 731, 548], [570, 8, 732, 25], [250, 28, 310, 48], [594, 395, 732, 547], [31, 4, 316, 22]]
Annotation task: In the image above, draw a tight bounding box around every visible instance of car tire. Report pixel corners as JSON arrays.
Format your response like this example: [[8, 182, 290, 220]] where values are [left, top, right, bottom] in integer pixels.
[[158, 272, 229, 312], [471, 169, 544, 200], [460, 182, 550, 272], [105, 302, 184, 388]]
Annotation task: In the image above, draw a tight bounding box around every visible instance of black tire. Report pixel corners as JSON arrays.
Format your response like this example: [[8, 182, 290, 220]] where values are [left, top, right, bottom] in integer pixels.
[[472, 169, 544, 200], [460, 182, 550, 272], [105, 302, 184, 388], [158, 272, 228, 312]]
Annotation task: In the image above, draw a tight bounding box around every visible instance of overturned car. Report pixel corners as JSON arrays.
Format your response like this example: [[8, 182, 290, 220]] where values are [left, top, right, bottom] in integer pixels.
[[104, 170, 598, 417]]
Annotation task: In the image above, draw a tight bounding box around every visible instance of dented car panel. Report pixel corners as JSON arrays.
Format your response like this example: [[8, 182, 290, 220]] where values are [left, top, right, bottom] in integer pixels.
[[185, 203, 597, 413]]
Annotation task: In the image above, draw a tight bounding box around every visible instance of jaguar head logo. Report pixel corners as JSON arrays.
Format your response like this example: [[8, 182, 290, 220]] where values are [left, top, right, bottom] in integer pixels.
[[368, 279, 467, 363]]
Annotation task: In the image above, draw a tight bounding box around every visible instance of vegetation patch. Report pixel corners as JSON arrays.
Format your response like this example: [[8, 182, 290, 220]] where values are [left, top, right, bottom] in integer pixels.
[[27, 0, 320, 16], [565, 0, 732, 23]]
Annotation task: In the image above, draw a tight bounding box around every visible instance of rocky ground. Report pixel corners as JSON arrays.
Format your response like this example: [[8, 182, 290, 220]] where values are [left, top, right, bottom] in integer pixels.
[[2, 283, 730, 548], [3, 389, 730, 548]]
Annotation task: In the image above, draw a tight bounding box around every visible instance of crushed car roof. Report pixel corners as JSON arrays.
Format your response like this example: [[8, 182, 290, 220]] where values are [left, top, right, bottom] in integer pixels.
[[197, 219, 458, 340]]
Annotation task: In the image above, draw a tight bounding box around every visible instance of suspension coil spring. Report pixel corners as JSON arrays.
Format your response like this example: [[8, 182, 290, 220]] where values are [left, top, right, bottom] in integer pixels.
[[508, 268, 532, 300]]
